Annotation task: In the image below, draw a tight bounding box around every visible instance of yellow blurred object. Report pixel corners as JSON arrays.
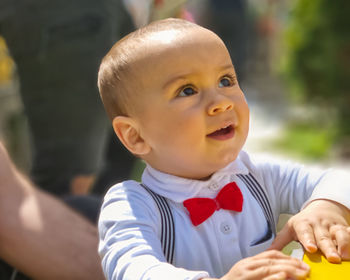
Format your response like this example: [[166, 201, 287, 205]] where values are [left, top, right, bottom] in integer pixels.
[[0, 36, 14, 85], [303, 251, 350, 279]]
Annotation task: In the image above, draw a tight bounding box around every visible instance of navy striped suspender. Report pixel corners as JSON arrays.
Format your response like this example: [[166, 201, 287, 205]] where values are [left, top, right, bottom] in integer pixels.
[[140, 173, 274, 264], [140, 184, 175, 264], [237, 173, 276, 236]]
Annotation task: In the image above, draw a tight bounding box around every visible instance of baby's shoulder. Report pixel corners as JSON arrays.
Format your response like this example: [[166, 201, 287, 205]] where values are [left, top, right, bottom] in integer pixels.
[[104, 180, 152, 200], [239, 150, 298, 175], [103, 180, 160, 213], [99, 181, 161, 236], [105, 179, 141, 194]]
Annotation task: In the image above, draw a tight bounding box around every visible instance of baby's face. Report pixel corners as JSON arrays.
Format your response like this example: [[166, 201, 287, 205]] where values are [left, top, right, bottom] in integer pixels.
[[130, 27, 249, 179]]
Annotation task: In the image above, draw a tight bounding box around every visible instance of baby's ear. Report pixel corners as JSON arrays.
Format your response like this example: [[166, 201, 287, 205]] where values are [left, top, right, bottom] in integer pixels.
[[112, 116, 151, 156]]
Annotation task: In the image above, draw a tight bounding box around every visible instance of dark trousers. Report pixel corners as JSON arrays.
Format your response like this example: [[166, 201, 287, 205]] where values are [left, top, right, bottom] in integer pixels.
[[203, 0, 248, 82], [0, 0, 136, 196]]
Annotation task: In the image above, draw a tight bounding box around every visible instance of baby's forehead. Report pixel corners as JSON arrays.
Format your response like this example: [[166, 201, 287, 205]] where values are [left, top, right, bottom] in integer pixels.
[[147, 28, 188, 44], [125, 28, 229, 81], [130, 26, 218, 61], [131, 27, 200, 53]]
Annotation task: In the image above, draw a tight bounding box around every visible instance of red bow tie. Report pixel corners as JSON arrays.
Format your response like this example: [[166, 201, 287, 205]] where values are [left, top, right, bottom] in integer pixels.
[[183, 182, 243, 226]]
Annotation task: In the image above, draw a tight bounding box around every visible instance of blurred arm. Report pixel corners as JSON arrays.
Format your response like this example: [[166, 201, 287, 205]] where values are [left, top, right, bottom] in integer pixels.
[[0, 142, 104, 280]]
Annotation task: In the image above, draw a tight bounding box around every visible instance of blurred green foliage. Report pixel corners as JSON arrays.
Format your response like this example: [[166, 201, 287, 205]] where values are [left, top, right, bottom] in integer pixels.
[[282, 0, 350, 138], [273, 121, 338, 161]]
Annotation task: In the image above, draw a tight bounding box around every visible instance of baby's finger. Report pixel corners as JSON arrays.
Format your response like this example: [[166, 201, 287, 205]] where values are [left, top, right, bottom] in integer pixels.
[[248, 256, 309, 271], [253, 263, 309, 280], [314, 226, 341, 263], [253, 250, 296, 261], [268, 224, 294, 251], [332, 225, 350, 260], [293, 223, 317, 253]]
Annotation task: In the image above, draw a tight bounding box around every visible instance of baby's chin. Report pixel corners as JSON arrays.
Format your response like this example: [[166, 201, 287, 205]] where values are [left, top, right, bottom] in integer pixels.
[[193, 157, 239, 180], [148, 152, 240, 180], [212, 150, 240, 169], [222, 152, 239, 165]]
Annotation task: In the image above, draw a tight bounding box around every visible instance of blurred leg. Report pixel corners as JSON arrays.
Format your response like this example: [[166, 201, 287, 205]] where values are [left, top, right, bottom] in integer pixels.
[[202, 0, 248, 81], [1, 0, 135, 196], [93, 131, 136, 195], [63, 194, 103, 224]]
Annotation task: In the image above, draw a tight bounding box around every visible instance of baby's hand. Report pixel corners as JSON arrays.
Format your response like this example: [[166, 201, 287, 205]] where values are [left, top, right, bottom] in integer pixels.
[[218, 250, 310, 280], [269, 199, 350, 263]]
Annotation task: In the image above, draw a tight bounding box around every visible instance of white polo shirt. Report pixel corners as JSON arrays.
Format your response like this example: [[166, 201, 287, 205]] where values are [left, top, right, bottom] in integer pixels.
[[98, 150, 350, 280]]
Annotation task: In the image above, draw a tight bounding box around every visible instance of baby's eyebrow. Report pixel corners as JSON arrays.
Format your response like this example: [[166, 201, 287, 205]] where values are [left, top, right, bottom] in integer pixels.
[[162, 64, 235, 90], [219, 64, 235, 72], [162, 74, 190, 90]]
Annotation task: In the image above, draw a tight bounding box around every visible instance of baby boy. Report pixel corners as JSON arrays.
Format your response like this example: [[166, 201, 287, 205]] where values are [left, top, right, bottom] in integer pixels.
[[98, 18, 350, 280]]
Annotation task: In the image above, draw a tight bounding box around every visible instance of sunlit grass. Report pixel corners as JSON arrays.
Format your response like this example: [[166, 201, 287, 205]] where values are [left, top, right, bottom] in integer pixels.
[[271, 121, 337, 161]]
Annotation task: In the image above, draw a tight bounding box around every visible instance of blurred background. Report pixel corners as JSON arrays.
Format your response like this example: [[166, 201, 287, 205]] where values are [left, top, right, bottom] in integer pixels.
[[0, 0, 349, 179]]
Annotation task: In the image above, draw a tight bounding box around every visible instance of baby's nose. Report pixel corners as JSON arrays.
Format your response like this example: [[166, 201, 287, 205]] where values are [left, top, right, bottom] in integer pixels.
[[207, 96, 234, 115]]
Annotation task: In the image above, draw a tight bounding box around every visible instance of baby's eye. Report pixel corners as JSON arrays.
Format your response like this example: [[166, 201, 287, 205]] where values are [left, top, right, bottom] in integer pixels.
[[178, 86, 197, 97], [218, 76, 234, 88]]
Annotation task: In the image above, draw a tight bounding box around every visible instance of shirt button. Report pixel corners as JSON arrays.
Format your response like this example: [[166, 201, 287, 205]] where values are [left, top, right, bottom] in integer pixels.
[[208, 182, 219, 190], [220, 222, 232, 234]]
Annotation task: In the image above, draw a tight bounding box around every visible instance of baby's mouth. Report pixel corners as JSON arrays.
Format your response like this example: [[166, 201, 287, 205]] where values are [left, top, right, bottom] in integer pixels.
[[207, 125, 235, 140]]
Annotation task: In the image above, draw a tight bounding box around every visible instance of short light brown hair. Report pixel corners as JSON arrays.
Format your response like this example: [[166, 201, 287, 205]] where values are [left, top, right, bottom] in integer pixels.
[[97, 18, 198, 120]]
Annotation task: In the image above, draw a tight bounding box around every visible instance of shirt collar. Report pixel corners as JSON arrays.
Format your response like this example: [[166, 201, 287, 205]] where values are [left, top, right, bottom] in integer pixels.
[[141, 152, 249, 203]]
